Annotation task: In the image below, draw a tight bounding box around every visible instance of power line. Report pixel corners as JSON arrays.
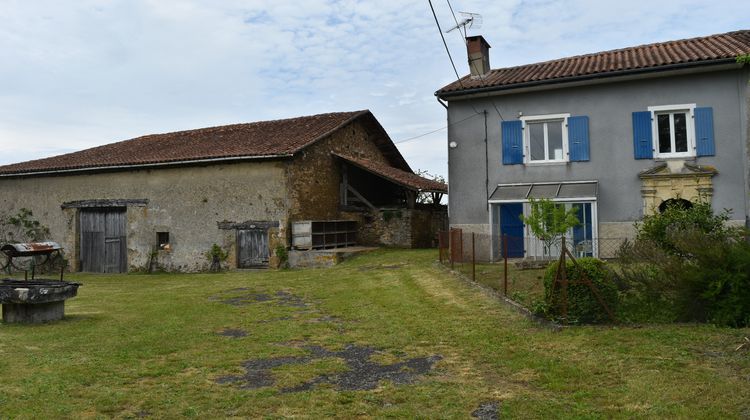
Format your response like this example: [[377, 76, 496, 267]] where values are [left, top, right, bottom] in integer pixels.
[[394, 112, 482, 144], [445, 0, 466, 38], [443, 0, 506, 121], [428, 0, 465, 90], [428, 0, 483, 117]]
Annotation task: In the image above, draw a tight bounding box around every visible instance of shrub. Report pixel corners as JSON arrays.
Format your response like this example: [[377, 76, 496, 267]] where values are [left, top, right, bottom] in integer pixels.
[[618, 202, 750, 327], [615, 240, 681, 323], [635, 201, 739, 256], [672, 231, 750, 327], [206, 244, 229, 272], [274, 244, 289, 269], [542, 257, 618, 324]]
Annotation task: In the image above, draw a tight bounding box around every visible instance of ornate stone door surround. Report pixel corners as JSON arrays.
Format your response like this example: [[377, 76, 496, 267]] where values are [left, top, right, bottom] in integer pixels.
[[639, 161, 717, 215]]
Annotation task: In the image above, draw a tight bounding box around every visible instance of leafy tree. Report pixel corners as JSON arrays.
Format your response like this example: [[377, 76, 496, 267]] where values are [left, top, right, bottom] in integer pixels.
[[520, 198, 579, 258], [414, 169, 445, 206]]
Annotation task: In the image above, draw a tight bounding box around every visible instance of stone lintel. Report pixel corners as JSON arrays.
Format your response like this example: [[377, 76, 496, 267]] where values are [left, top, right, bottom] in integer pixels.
[[61, 199, 148, 209], [217, 220, 280, 230]]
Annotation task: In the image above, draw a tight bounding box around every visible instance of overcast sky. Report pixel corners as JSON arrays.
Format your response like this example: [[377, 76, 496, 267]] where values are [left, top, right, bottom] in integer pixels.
[[1, 0, 748, 178]]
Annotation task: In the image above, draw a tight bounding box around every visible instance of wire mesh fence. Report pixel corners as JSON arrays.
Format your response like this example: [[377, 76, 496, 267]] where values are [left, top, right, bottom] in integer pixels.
[[438, 229, 631, 309]]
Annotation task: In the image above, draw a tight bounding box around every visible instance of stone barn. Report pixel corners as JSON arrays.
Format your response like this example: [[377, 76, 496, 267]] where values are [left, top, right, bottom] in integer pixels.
[[0, 110, 447, 272]]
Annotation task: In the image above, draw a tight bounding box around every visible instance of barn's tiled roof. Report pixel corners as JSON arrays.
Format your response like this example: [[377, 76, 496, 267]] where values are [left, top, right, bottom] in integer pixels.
[[0, 110, 411, 175], [437, 29, 750, 96], [333, 152, 447, 193]]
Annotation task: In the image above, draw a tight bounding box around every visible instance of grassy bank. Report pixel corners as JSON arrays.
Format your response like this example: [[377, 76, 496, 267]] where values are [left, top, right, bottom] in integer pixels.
[[1, 249, 748, 418]]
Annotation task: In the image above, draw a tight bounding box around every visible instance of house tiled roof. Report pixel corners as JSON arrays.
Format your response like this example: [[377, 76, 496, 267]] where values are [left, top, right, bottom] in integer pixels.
[[0, 110, 411, 175], [437, 29, 750, 96], [333, 152, 447, 193]]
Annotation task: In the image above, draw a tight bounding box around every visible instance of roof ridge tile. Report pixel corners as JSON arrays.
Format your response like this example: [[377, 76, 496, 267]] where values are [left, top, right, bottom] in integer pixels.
[[437, 29, 750, 95]]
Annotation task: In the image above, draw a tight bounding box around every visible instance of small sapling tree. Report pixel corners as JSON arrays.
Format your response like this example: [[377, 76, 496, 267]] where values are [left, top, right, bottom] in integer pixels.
[[520, 198, 580, 258]]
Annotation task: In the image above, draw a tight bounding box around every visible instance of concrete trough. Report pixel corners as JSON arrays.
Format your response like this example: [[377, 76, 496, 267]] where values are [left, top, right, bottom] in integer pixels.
[[0, 279, 80, 324]]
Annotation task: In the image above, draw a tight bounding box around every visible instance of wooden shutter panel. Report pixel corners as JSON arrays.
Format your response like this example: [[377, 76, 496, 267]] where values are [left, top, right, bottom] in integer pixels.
[[632, 111, 653, 159], [694, 107, 715, 156], [568, 116, 590, 162], [501, 120, 523, 165]]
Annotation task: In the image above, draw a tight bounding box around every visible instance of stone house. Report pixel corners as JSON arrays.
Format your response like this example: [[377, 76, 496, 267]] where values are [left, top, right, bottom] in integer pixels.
[[435, 30, 750, 260], [0, 110, 447, 272]]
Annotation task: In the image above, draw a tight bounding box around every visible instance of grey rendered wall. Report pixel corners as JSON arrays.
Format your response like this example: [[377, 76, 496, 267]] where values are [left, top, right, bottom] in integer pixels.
[[446, 68, 750, 231], [0, 161, 288, 272]]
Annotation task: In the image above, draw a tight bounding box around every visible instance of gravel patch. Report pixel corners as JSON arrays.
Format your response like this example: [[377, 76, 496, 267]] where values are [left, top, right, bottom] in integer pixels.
[[209, 289, 309, 308], [472, 401, 501, 420], [217, 328, 248, 338], [216, 343, 441, 392], [358, 264, 405, 271]]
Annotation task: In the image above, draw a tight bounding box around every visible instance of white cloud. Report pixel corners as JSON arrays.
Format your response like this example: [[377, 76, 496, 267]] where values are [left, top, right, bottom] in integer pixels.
[[0, 0, 748, 179]]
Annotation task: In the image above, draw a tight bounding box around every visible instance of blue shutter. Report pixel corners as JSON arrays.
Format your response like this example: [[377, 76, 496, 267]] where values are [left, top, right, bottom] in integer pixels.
[[501, 120, 523, 165], [632, 111, 653, 159], [694, 107, 715, 156], [568, 116, 590, 162]]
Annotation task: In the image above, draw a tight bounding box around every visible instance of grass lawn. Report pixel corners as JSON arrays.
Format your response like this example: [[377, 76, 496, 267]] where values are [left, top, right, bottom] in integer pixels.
[[1, 249, 748, 418], [450, 259, 547, 308]]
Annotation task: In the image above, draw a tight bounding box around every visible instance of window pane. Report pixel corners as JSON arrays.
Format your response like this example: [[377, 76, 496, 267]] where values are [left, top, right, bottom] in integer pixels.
[[657, 114, 671, 153], [673, 112, 687, 152], [547, 121, 563, 160], [528, 123, 545, 161]]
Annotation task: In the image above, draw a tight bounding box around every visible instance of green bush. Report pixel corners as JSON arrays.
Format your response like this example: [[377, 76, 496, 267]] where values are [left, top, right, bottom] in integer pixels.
[[636, 201, 739, 256], [618, 202, 750, 327], [542, 257, 618, 324], [672, 231, 750, 327], [275, 244, 289, 269], [206, 244, 229, 272]]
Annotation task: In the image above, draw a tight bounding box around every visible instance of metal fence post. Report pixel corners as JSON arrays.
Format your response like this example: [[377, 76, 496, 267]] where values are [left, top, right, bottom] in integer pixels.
[[503, 234, 508, 296], [560, 236, 568, 322], [450, 230, 454, 270], [438, 231, 444, 264], [471, 232, 476, 282]]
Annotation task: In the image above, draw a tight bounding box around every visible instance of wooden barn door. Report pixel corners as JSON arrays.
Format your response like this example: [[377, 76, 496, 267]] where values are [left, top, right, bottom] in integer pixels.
[[80, 208, 127, 273], [237, 229, 269, 268]]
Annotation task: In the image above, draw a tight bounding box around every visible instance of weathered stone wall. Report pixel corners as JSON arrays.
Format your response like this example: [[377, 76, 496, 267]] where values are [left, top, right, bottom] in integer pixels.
[[284, 119, 447, 249], [342, 207, 447, 248], [411, 206, 448, 248], [286, 120, 393, 222], [0, 161, 288, 272]]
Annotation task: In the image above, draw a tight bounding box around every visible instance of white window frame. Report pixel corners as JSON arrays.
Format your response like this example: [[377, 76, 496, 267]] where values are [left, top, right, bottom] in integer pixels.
[[648, 104, 696, 159], [520, 200, 598, 259], [520, 113, 570, 164], [487, 194, 599, 260]]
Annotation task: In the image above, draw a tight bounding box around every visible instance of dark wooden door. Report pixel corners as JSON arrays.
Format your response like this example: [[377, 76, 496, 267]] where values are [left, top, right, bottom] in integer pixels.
[[80, 208, 127, 273], [237, 229, 269, 268]]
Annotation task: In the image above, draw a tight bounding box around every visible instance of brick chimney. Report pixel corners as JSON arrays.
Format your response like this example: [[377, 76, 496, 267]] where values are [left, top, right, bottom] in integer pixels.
[[466, 35, 491, 77]]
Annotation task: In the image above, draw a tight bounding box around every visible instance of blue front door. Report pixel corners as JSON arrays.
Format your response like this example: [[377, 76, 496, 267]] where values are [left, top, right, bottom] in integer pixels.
[[499, 203, 524, 257]]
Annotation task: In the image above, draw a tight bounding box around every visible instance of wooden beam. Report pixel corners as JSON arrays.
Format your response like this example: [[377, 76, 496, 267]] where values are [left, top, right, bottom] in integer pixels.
[[341, 164, 348, 205], [347, 185, 377, 211]]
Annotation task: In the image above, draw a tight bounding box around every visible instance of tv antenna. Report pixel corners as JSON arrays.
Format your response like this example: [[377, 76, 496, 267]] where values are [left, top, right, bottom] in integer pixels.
[[445, 12, 482, 36]]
